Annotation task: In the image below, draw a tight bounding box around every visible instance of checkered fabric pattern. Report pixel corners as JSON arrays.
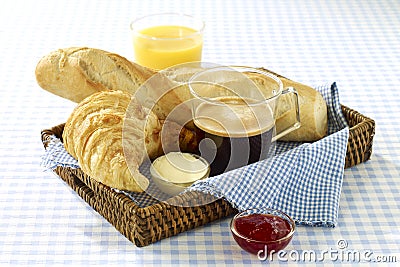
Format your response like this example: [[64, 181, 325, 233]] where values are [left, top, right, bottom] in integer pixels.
[[192, 128, 348, 226], [317, 82, 348, 135], [41, 136, 80, 170]]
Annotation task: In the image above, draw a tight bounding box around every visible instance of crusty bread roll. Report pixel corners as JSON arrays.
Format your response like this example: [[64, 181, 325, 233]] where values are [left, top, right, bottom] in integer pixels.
[[248, 69, 328, 142], [63, 90, 155, 192], [35, 47, 156, 103], [277, 77, 327, 141]]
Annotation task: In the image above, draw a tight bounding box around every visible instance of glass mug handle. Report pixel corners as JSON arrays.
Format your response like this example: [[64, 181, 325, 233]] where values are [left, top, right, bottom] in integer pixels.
[[271, 87, 301, 142]]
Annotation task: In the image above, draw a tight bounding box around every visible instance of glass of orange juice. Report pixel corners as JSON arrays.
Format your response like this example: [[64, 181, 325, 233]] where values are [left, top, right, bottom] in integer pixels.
[[130, 13, 205, 70]]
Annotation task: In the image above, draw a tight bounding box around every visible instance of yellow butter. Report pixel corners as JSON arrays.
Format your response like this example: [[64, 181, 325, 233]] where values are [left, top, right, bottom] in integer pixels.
[[152, 152, 209, 184]]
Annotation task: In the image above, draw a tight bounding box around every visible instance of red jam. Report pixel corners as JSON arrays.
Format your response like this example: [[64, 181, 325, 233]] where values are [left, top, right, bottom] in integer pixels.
[[234, 213, 291, 242], [232, 213, 293, 255]]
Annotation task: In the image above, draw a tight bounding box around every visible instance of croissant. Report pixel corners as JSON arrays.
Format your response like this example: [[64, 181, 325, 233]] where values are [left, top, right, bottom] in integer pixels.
[[62, 91, 153, 191], [63, 90, 197, 192]]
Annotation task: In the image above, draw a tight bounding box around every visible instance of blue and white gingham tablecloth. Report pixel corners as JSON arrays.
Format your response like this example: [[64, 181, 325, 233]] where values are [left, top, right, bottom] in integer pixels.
[[1, 0, 400, 266]]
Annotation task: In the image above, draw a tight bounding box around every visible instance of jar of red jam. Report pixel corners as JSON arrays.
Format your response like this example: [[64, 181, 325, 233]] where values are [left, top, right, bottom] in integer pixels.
[[230, 208, 295, 256]]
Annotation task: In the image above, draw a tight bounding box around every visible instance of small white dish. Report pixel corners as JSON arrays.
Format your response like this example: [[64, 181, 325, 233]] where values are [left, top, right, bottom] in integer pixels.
[[150, 152, 210, 196]]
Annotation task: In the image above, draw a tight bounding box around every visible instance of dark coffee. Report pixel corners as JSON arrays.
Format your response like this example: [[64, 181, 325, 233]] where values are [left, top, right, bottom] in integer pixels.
[[193, 96, 274, 176]]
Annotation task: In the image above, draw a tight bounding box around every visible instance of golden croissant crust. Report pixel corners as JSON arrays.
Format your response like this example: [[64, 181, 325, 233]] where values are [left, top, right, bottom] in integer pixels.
[[62, 90, 156, 192]]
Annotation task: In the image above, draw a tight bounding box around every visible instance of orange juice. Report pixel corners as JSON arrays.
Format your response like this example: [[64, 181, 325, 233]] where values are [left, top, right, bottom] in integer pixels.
[[133, 25, 203, 70]]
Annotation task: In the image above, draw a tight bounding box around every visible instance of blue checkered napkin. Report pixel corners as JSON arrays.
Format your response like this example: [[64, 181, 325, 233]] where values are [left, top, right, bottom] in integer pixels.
[[317, 82, 348, 135], [189, 82, 349, 227], [41, 134, 169, 207], [41, 135, 80, 170], [41, 136, 161, 207]]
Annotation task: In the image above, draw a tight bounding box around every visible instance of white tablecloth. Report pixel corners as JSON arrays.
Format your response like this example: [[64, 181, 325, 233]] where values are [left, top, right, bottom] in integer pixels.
[[1, 0, 399, 266]]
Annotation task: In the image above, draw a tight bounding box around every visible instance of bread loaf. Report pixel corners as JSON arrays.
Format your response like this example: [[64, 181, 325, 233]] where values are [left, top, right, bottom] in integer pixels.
[[35, 47, 156, 103], [35, 47, 191, 121], [249, 69, 327, 142], [277, 77, 327, 141]]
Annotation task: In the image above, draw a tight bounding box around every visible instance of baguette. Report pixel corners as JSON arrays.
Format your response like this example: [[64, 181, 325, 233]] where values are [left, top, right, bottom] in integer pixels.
[[35, 47, 190, 121], [35, 47, 156, 103]]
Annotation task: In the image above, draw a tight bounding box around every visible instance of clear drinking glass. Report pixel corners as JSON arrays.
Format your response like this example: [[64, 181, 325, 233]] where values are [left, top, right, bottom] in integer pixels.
[[130, 13, 205, 70]]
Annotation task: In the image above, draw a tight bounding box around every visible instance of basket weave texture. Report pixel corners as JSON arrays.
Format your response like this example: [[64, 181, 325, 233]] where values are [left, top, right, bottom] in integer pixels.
[[41, 105, 375, 247]]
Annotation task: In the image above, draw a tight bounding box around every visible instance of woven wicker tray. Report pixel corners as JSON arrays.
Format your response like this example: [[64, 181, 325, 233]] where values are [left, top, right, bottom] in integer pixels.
[[41, 105, 375, 247]]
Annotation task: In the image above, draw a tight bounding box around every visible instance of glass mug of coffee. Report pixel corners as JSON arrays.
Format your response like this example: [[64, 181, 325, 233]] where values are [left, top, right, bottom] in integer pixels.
[[188, 66, 300, 176]]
